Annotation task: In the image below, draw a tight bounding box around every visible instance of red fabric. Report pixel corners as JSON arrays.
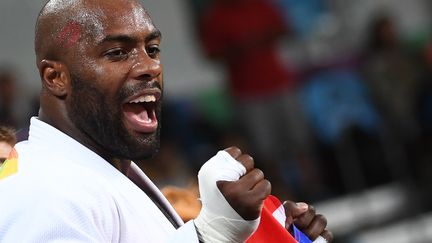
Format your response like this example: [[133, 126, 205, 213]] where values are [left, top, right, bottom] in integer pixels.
[[247, 195, 297, 243], [200, 0, 298, 98]]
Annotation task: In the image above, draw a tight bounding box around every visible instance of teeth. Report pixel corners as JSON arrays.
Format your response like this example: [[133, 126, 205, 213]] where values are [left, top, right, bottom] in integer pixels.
[[143, 118, 152, 124], [129, 95, 156, 103]]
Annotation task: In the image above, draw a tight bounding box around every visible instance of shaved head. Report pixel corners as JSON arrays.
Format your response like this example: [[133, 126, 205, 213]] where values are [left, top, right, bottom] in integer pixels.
[[35, 0, 151, 65], [36, 0, 85, 64]]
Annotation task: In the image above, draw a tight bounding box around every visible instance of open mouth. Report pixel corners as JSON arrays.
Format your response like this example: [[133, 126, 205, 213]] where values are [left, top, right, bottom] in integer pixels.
[[122, 91, 160, 133]]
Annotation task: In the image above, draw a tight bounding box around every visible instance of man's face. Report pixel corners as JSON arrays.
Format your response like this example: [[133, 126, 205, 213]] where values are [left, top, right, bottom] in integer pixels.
[[64, 1, 163, 161], [0, 141, 12, 166]]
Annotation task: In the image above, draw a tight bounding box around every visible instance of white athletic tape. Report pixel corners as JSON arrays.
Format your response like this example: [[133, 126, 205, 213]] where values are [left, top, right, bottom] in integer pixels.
[[313, 235, 328, 243], [194, 151, 260, 242]]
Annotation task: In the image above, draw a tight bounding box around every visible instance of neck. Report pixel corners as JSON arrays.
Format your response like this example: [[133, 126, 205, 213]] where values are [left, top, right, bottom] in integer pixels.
[[112, 159, 132, 175]]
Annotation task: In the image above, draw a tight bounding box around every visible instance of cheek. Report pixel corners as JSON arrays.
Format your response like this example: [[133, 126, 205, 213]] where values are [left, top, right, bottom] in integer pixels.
[[92, 64, 104, 77], [91, 66, 130, 102], [80, 61, 125, 89], [72, 56, 132, 100], [103, 66, 129, 88]]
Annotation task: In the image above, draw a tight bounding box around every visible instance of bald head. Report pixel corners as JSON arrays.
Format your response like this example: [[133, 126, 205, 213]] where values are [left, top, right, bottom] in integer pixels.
[[36, 0, 85, 64], [35, 0, 150, 65]]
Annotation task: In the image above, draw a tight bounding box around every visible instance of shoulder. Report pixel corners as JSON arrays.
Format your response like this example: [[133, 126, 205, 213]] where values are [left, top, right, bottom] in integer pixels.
[[0, 144, 120, 242]]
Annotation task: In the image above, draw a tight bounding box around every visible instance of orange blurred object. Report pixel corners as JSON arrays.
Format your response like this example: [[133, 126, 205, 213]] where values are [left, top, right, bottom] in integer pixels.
[[161, 185, 202, 222]]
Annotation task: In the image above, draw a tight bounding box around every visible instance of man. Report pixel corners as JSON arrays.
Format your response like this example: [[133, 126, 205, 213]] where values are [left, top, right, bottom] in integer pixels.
[[199, 0, 321, 200], [0, 126, 16, 166], [0, 0, 332, 242]]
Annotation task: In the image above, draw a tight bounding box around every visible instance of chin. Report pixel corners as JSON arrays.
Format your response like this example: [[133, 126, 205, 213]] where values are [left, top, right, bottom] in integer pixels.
[[114, 146, 158, 161], [123, 134, 160, 161], [109, 120, 160, 161]]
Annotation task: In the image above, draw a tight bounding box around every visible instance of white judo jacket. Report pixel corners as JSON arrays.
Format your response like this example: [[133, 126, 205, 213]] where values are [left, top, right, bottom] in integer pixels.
[[0, 118, 199, 242]]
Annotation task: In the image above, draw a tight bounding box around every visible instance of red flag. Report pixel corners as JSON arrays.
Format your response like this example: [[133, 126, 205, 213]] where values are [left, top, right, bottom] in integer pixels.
[[246, 195, 298, 243]]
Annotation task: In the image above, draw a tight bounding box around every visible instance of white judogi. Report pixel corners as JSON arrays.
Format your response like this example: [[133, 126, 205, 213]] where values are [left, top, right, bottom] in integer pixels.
[[0, 118, 198, 242]]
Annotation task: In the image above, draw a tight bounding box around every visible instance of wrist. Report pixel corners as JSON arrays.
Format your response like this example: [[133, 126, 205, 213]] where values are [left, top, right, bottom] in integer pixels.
[[194, 207, 259, 243]]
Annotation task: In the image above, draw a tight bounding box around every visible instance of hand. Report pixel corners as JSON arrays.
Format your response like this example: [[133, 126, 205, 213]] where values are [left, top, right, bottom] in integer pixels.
[[194, 146, 271, 242], [284, 201, 333, 242], [217, 147, 272, 220]]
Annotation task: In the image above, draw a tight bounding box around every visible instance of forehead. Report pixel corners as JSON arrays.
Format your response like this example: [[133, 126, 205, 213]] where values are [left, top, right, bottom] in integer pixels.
[[80, 1, 156, 41]]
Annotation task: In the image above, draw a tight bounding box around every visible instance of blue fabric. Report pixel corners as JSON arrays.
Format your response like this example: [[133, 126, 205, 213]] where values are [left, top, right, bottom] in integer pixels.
[[300, 70, 381, 144], [275, 0, 326, 37], [293, 225, 312, 243]]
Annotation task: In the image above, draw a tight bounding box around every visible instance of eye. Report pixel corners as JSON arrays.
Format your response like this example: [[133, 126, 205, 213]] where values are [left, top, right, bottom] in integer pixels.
[[104, 48, 128, 60], [147, 45, 161, 58]]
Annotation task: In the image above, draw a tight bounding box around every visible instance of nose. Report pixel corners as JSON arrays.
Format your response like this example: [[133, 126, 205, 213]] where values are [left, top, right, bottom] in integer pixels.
[[130, 49, 162, 82]]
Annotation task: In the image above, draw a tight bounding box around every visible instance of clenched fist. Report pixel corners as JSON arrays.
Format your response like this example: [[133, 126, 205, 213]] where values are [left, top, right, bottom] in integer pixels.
[[284, 201, 333, 242], [194, 146, 271, 242], [217, 147, 271, 220]]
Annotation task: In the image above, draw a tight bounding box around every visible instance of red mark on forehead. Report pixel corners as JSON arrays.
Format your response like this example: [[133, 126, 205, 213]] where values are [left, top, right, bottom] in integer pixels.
[[57, 21, 82, 49]]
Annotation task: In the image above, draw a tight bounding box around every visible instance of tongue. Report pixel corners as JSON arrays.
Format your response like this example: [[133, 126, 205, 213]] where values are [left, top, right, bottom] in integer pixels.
[[123, 103, 149, 123]]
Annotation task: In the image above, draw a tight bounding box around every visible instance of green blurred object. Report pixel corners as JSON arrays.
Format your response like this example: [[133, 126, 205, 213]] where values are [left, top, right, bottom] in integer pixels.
[[196, 87, 234, 129], [404, 28, 432, 51]]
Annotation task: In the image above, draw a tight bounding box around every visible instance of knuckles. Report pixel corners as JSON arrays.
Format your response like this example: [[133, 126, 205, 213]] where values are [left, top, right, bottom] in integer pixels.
[[261, 179, 271, 194], [238, 154, 255, 168], [217, 148, 270, 220], [217, 181, 262, 220], [224, 146, 242, 158], [250, 168, 264, 181], [255, 179, 271, 197], [297, 209, 331, 241], [308, 205, 316, 214], [295, 205, 316, 228], [322, 229, 334, 242], [315, 214, 327, 227]]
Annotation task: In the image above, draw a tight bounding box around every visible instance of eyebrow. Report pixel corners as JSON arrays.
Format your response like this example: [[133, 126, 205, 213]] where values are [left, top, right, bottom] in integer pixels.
[[98, 29, 162, 45], [145, 29, 162, 42]]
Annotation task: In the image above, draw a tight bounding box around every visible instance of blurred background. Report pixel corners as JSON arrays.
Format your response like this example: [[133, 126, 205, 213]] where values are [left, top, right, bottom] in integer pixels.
[[1, 0, 432, 242]]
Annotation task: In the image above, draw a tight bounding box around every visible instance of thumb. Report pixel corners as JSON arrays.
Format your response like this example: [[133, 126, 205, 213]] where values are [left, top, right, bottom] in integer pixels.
[[283, 201, 308, 226]]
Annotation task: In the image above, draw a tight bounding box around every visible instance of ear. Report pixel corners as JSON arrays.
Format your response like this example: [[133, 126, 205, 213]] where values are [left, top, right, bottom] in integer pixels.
[[38, 60, 70, 97]]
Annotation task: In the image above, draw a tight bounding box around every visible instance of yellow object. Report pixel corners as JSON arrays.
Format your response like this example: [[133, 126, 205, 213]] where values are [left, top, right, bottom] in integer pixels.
[[0, 148, 18, 180]]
